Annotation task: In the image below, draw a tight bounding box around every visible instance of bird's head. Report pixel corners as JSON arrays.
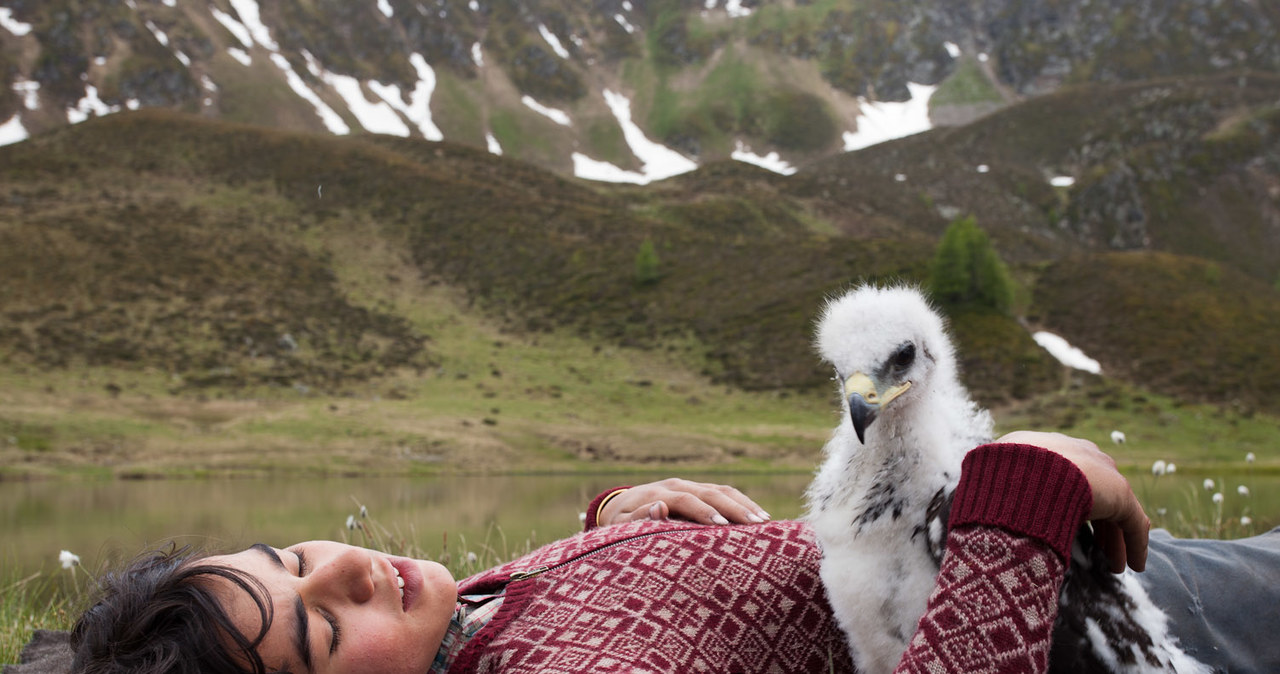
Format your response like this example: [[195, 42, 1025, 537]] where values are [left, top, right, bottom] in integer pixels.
[[815, 284, 956, 444]]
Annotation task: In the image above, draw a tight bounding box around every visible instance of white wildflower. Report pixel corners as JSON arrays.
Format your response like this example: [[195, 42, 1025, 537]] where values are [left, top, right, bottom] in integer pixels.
[[1151, 460, 1167, 476], [466, 552, 478, 564], [1246, 452, 1257, 463], [1238, 485, 1250, 497], [59, 550, 81, 569], [1166, 463, 1177, 474], [359, 505, 368, 519], [346, 514, 357, 530], [1241, 516, 1253, 526], [1203, 478, 1216, 490], [1156, 507, 1168, 516], [1212, 492, 1224, 505]]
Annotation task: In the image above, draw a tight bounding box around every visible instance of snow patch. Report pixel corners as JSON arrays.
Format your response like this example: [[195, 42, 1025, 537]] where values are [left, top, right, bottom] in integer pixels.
[[944, 41, 961, 58], [211, 8, 255, 49], [145, 20, 170, 47], [67, 85, 119, 123], [614, 14, 635, 33], [367, 53, 442, 141], [227, 47, 252, 66], [572, 153, 646, 185], [731, 141, 795, 175], [521, 96, 571, 126], [377, 0, 394, 18], [269, 53, 349, 134], [843, 82, 936, 152], [225, 0, 278, 50], [1051, 176, 1076, 187], [538, 24, 570, 59], [704, 0, 751, 17], [329, 74, 410, 136], [471, 42, 484, 67], [486, 132, 502, 155], [573, 90, 697, 185], [0, 115, 28, 146], [143, 18, 185, 65], [1033, 331, 1102, 374], [13, 78, 40, 110], [0, 8, 33, 36]]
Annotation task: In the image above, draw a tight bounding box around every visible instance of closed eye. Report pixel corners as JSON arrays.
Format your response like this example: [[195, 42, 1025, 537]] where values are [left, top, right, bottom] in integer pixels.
[[323, 611, 342, 655], [292, 548, 341, 656]]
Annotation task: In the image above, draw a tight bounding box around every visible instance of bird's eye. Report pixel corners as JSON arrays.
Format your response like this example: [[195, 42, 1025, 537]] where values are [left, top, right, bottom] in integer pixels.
[[891, 343, 916, 370]]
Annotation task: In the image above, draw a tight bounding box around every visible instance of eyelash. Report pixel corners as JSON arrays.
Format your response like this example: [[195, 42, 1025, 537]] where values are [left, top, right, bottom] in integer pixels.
[[293, 549, 342, 655]]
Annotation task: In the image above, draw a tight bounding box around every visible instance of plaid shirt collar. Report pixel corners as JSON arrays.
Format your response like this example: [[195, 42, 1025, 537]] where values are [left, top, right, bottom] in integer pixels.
[[430, 591, 505, 673]]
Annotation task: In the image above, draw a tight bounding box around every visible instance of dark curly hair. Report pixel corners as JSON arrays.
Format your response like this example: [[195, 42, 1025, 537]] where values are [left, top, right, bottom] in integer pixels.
[[70, 545, 283, 674]]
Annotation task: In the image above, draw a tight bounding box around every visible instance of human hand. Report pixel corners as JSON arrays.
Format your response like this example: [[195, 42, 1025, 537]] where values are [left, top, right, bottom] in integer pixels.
[[598, 478, 772, 527], [996, 431, 1151, 573]]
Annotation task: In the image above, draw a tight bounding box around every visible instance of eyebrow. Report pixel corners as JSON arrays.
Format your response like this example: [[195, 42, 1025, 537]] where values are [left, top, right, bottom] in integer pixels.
[[249, 544, 313, 674]]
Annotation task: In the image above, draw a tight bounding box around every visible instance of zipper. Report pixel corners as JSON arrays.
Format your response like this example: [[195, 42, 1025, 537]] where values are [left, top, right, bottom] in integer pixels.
[[507, 528, 696, 582]]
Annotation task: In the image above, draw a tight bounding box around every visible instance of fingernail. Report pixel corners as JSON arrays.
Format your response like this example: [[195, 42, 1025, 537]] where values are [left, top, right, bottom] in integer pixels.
[[649, 503, 662, 520], [758, 510, 772, 521], [746, 513, 764, 523], [712, 514, 730, 525]]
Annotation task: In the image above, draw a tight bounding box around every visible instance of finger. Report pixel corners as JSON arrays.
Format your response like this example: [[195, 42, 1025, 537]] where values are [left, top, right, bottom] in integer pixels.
[[1121, 507, 1151, 572], [691, 485, 770, 524], [1093, 520, 1128, 574], [665, 492, 732, 525], [623, 501, 669, 523]]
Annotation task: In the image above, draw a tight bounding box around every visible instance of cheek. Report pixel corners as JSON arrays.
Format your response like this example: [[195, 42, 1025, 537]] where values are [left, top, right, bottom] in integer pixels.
[[339, 623, 432, 674]]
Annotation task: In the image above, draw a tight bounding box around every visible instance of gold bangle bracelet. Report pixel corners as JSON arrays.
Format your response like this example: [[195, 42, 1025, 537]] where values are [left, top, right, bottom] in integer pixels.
[[594, 488, 629, 525]]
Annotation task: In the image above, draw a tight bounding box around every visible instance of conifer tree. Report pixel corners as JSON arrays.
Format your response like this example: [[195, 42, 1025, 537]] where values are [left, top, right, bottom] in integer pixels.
[[928, 216, 1013, 313], [635, 238, 661, 286]]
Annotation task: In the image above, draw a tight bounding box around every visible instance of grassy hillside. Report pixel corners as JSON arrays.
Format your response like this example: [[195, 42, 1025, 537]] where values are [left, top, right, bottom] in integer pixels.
[[1, 108, 1278, 478]]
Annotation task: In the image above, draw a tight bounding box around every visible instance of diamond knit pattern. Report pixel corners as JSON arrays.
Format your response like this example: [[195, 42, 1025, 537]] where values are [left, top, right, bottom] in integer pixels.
[[450, 444, 1084, 673], [452, 520, 856, 673], [897, 527, 1065, 674]]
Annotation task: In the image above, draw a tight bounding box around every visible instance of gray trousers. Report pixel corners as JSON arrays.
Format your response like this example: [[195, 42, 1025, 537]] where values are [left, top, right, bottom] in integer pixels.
[[1139, 527, 1280, 673]]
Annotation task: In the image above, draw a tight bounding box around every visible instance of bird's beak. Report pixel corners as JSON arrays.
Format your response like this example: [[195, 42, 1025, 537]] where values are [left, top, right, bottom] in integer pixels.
[[843, 372, 912, 444]]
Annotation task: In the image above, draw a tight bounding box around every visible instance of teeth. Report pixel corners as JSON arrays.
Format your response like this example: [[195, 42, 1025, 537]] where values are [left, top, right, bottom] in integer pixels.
[[395, 568, 405, 597]]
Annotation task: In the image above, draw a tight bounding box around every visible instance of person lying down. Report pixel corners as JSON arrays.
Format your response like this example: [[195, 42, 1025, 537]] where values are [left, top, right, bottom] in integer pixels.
[[64, 432, 1280, 674]]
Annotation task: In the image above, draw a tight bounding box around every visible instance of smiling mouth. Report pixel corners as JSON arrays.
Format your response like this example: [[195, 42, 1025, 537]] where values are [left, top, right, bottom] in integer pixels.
[[387, 557, 420, 612]]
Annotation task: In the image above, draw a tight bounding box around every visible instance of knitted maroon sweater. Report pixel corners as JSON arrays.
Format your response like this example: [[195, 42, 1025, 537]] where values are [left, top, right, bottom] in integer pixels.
[[448, 444, 1091, 673]]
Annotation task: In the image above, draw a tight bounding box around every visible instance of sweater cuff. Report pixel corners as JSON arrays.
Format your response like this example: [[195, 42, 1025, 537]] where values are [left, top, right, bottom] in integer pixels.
[[949, 443, 1093, 561], [584, 487, 631, 531]]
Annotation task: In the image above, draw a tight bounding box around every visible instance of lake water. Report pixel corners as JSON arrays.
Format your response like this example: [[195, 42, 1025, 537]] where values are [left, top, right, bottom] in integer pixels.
[[4, 471, 1277, 580]]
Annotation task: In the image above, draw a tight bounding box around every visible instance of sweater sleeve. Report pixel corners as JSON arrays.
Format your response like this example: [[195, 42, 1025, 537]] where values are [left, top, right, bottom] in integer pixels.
[[583, 487, 632, 531], [895, 443, 1094, 674]]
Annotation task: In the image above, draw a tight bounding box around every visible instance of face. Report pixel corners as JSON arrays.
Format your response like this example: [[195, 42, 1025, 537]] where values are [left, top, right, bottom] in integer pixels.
[[206, 541, 456, 674]]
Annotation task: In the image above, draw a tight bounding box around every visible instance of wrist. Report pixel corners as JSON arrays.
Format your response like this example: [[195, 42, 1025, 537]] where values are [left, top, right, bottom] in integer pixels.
[[949, 443, 1092, 560], [585, 487, 631, 530]]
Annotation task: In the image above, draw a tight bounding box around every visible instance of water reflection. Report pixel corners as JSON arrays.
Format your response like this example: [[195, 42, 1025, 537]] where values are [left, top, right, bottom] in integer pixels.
[[1, 473, 814, 577], [3, 471, 1275, 579]]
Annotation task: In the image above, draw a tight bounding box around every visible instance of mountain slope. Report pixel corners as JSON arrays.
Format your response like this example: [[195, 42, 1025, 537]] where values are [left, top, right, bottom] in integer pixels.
[[2, 0, 1277, 179], [4, 106, 1280, 415]]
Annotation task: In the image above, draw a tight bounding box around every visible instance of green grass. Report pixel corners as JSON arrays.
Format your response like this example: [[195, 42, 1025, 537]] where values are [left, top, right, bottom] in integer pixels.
[[1, 565, 79, 666], [931, 57, 1003, 107]]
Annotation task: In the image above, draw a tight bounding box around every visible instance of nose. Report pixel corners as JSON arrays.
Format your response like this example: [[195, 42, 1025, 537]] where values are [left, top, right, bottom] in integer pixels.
[[300, 547, 375, 605]]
